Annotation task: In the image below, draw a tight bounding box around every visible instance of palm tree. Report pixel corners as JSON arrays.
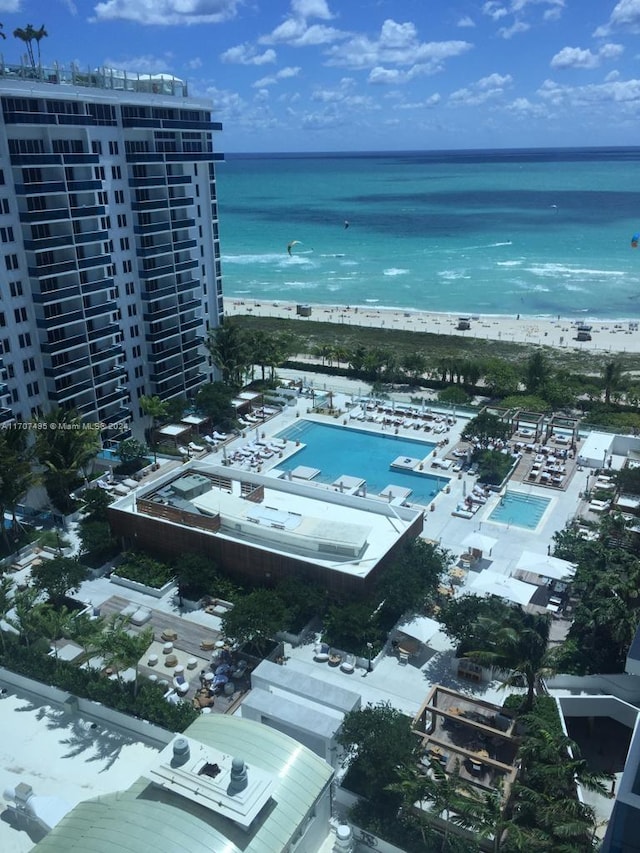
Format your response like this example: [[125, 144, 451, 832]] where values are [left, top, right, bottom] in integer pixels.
[[97, 614, 153, 696], [467, 610, 555, 712], [139, 395, 169, 463], [33, 408, 100, 513], [0, 576, 14, 652], [13, 23, 47, 70], [388, 759, 483, 851], [602, 359, 623, 406], [206, 321, 251, 386]]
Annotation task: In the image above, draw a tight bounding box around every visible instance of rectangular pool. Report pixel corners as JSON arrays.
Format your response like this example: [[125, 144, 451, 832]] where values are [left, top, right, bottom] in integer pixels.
[[488, 490, 551, 530], [276, 421, 445, 506]]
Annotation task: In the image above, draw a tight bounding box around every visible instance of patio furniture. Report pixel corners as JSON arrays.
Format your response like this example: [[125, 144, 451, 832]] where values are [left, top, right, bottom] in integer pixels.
[[161, 630, 178, 641], [398, 651, 409, 665], [173, 674, 189, 695], [164, 654, 178, 668], [162, 642, 174, 654], [340, 654, 356, 674], [314, 643, 330, 662], [130, 607, 152, 626], [223, 681, 235, 696], [187, 658, 198, 670], [328, 650, 342, 667], [147, 654, 159, 667], [200, 639, 216, 651], [148, 674, 158, 683]]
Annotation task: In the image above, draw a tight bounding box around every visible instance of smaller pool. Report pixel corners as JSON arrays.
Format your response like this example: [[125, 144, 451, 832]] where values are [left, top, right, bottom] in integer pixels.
[[488, 491, 550, 530]]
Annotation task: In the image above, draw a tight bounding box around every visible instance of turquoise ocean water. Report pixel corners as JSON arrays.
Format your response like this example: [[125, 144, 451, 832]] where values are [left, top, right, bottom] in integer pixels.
[[215, 148, 640, 320]]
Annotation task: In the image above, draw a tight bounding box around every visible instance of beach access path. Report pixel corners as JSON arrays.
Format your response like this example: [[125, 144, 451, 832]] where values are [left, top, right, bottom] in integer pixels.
[[225, 298, 640, 354]]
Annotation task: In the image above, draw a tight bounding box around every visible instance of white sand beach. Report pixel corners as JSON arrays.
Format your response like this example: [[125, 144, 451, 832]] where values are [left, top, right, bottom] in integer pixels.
[[225, 298, 640, 354]]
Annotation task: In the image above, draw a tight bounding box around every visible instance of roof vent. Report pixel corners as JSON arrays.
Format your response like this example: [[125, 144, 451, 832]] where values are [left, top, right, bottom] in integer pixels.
[[171, 737, 190, 767], [227, 757, 248, 795]]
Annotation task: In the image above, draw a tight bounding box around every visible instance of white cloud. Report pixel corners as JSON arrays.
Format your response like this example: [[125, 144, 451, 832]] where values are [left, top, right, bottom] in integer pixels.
[[262, 18, 345, 47], [186, 57, 203, 69], [0, 1, 21, 12], [550, 43, 624, 70], [291, 0, 333, 19], [92, 0, 241, 26], [504, 96, 548, 117], [394, 93, 441, 109], [483, 2, 508, 21], [253, 66, 301, 88], [595, 0, 640, 37], [538, 76, 640, 107], [325, 19, 472, 74], [450, 72, 513, 105], [220, 44, 277, 65], [457, 16, 475, 28], [550, 47, 600, 70], [497, 20, 530, 38]]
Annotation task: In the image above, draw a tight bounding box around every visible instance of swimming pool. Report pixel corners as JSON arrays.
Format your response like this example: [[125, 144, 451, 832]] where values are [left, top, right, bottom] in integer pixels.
[[276, 421, 444, 505], [488, 491, 551, 530]]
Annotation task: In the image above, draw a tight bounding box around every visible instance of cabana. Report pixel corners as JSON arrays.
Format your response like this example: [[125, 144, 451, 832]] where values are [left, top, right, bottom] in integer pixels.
[[466, 571, 537, 606], [461, 532, 498, 558], [515, 550, 575, 582]]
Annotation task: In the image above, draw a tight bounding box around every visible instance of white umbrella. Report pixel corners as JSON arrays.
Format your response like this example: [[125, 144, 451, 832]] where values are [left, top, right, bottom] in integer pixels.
[[462, 532, 499, 555], [515, 550, 575, 581], [467, 571, 537, 606], [396, 616, 441, 646]]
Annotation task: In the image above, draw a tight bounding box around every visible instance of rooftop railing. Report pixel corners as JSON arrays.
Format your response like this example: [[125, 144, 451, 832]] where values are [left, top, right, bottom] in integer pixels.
[[0, 60, 189, 97]]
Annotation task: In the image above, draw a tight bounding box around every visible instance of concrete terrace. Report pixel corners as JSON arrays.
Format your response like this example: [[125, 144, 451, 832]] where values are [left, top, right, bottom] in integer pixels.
[[0, 686, 162, 853]]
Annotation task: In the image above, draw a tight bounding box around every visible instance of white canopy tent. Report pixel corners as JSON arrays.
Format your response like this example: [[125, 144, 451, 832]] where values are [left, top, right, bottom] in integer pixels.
[[466, 570, 537, 606], [515, 550, 575, 582], [396, 616, 441, 647], [462, 532, 499, 556]]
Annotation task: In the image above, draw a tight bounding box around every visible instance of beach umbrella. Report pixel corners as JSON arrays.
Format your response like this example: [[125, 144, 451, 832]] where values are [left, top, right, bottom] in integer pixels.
[[462, 479, 467, 497]]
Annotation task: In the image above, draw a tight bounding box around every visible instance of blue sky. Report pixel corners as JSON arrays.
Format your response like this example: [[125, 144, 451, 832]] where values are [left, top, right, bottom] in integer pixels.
[[1, 1, 640, 151]]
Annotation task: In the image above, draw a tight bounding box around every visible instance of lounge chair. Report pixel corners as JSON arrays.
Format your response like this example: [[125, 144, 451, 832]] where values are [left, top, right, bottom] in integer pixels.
[[189, 442, 205, 452], [178, 446, 189, 456], [130, 607, 152, 626], [173, 673, 190, 695], [340, 654, 356, 674], [314, 643, 330, 662]]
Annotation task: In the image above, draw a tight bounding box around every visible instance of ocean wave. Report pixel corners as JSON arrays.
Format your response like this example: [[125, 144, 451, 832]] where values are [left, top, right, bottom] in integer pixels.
[[223, 253, 283, 264], [524, 263, 625, 278], [461, 241, 513, 250], [383, 268, 410, 276], [438, 269, 471, 281], [496, 260, 522, 267]]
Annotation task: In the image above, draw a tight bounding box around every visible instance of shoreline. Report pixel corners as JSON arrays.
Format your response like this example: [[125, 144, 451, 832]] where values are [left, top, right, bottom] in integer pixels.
[[224, 298, 640, 354]]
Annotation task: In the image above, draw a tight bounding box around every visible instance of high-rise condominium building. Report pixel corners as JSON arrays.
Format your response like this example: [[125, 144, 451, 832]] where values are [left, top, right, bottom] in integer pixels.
[[0, 65, 224, 448]]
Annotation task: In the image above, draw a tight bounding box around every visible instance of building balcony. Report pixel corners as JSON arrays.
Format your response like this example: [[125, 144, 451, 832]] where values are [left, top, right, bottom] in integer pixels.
[[180, 316, 203, 333], [0, 408, 16, 424], [50, 379, 94, 402], [66, 179, 102, 192], [87, 323, 119, 342], [184, 372, 207, 391], [172, 238, 197, 252], [96, 388, 129, 408], [24, 233, 73, 251], [102, 407, 132, 425], [139, 264, 175, 280], [129, 175, 170, 188], [149, 362, 183, 383], [20, 207, 69, 224], [177, 297, 200, 313], [145, 325, 180, 343], [80, 277, 114, 296], [184, 352, 204, 370], [84, 300, 117, 319], [133, 220, 172, 236], [89, 344, 123, 365], [74, 229, 109, 245], [78, 254, 111, 270], [33, 283, 81, 303], [44, 353, 91, 379], [70, 204, 106, 219], [132, 198, 169, 212], [15, 181, 66, 195], [41, 333, 88, 355], [149, 342, 182, 360], [168, 195, 194, 207], [169, 217, 195, 229], [28, 258, 77, 277], [175, 258, 198, 273], [143, 303, 179, 322], [167, 174, 191, 185], [37, 310, 85, 329]]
